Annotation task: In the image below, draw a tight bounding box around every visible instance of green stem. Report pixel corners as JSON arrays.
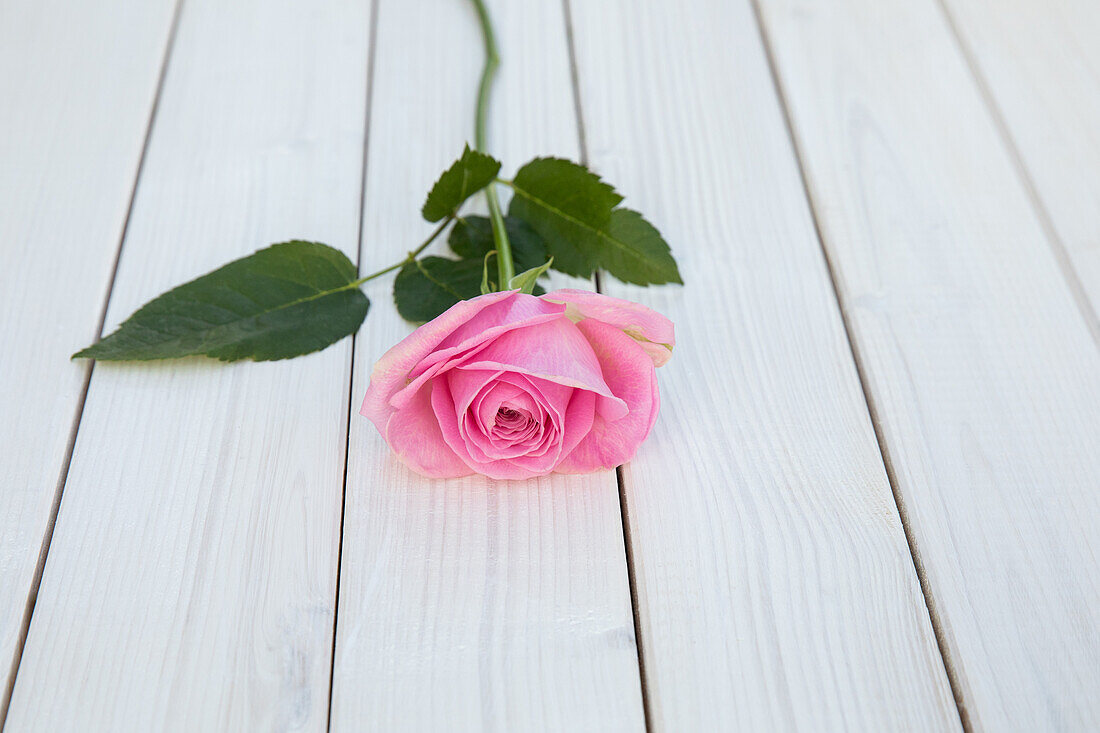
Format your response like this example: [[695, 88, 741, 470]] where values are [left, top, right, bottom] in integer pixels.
[[470, 0, 514, 287], [350, 217, 451, 287]]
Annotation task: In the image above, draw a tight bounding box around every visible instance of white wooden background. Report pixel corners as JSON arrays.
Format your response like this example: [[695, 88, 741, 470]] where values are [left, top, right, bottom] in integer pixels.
[[0, 0, 1097, 730]]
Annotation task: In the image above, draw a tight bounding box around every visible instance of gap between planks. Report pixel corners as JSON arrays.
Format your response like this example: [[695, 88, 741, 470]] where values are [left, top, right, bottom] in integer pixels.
[[320, 0, 662, 725], [931, 0, 1100, 349], [561, 0, 652, 728], [323, 0, 652, 726], [326, 0, 382, 729], [745, 0, 973, 729], [563, 0, 964, 725], [0, 0, 186, 726]]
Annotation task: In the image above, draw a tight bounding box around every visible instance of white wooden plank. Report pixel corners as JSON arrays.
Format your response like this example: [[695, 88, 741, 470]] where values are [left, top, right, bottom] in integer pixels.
[[0, 0, 177, 702], [4, 0, 371, 729], [754, 0, 1100, 728], [940, 0, 1100, 330], [567, 1, 959, 730], [329, 0, 645, 730]]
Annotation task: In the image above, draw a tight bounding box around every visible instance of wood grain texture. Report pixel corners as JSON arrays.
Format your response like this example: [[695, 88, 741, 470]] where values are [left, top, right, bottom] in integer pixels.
[[568, 1, 959, 730], [940, 0, 1100, 328], [754, 0, 1100, 728], [4, 0, 371, 729], [0, 0, 177, 699], [328, 1, 645, 730]]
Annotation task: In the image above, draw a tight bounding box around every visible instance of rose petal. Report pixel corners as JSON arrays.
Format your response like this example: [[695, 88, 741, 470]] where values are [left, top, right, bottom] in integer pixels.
[[430, 375, 478, 469], [430, 368, 583, 480], [463, 377, 547, 462], [458, 316, 629, 421], [456, 373, 555, 461], [556, 318, 660, 473], [557, 388, 596, 465], [361, 290, 518, 429], [447, 368, 508, 415], [387, 296, 566, 412], [383, 382, 473, 478], [474, 381, 525, 433], [431, 291, 566, 357], [447, 370, 507, 463], [541, 288, 675, 367]]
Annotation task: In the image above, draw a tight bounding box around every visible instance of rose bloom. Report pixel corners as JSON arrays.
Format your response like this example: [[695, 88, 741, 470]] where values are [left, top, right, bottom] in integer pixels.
[[361, 289, 674, 479]]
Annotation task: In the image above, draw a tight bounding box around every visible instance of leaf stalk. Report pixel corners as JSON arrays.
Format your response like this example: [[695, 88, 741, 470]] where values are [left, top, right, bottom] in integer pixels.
[[350, 216, 452, 287]]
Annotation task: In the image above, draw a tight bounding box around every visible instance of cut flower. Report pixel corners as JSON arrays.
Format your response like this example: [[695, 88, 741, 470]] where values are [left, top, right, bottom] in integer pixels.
[[361, 289, 674, 479]]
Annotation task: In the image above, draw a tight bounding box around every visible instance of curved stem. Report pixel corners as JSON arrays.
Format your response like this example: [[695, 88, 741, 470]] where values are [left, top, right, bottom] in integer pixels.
[[350, 217, 452, 287], [470, 0, 514, 287], [471, 0, 498, 154]]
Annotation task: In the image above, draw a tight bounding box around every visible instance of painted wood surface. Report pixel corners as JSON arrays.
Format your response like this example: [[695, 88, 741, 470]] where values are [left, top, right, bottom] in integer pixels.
[[0, 0, 177, 705], [754, 0, 1100, 728], [4, 0, 371, 729], [940, 0, 1100, 332], [3, 0, 1099, 730], [328, 1, 645, 730], [567, 0, 960, 730]]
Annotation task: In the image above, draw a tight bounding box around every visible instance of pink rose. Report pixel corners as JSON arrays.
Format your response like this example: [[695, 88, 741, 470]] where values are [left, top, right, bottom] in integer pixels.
[[361, 289, 674, 479]]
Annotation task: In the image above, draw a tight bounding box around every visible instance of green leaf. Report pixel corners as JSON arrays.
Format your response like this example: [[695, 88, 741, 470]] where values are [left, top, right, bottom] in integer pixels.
[[508, 258, 553, 294], [74, 241, 368, 362], [448, 215, 548, 273], [506, 157, 683, 286], [596, 209, 683, 285], [421, 145, 502, 223], [394, 256, 484, 322], [506, 157, 622, 277]]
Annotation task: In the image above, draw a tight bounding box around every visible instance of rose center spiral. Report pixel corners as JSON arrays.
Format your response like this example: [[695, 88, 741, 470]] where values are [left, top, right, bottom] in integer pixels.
[[494, 406, 533, 432]]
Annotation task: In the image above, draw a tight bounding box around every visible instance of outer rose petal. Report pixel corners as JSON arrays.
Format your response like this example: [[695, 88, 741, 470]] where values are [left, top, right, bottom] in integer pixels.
[[383, 380, 473, 478], [361, 289, 517, 430], [556, 318, 660, 473], [458, 316, 629, 420], [541, 289, 675, 367], [430, 291, 565, 356], [387, 295, 565, 413]]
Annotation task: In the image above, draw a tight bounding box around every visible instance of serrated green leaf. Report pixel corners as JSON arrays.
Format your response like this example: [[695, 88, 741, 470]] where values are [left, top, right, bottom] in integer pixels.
[[74, 241, 369, 362], [448, 215, 548, 273], [421, 145, 502, 223], [506, 157, 622, 277], [508, 258, 554, 294], [596, 209, 683, 285], [394, 256, 484, 322]]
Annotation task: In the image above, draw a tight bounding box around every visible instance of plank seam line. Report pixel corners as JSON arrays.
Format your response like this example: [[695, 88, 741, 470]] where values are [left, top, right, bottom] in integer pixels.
[[0, 0, 186, 726], [561, 1, 652, 729], [932, 0, 1100, 350], [745, 0, 972, 730], [614, 463, 654, 733], [560, 0, 590, 184], [326, 0, 380, 729]]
